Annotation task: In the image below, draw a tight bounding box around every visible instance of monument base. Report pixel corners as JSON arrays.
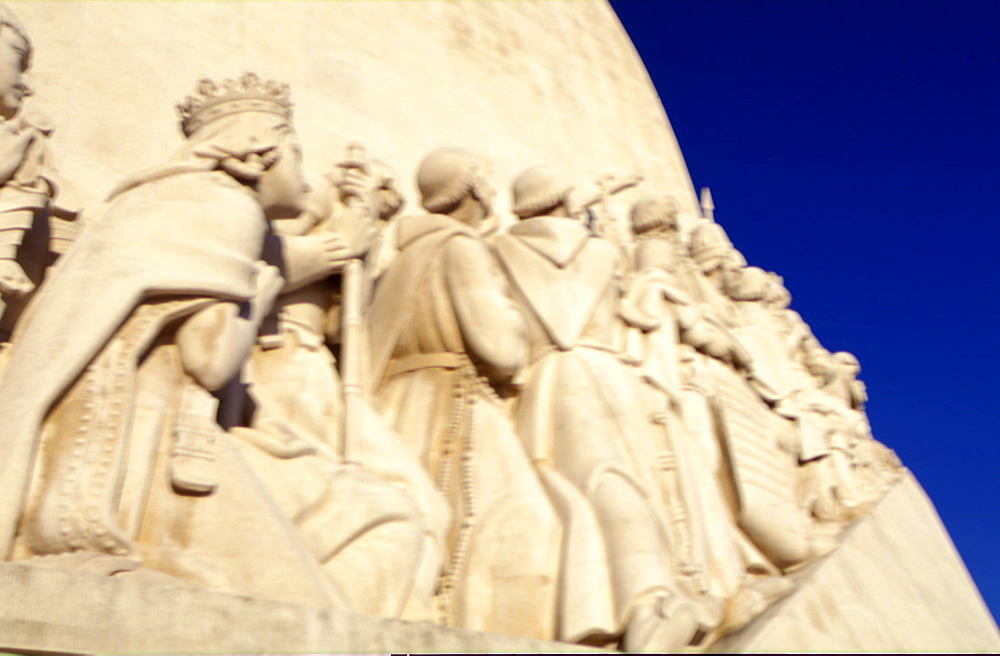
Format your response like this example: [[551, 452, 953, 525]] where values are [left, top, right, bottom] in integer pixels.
[[0, 560, 604, 654], [1, 472, 994, 654]]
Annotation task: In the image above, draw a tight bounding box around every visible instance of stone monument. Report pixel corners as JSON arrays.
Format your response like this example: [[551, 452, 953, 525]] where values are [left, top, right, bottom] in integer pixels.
[[0, 1, 995, 653]]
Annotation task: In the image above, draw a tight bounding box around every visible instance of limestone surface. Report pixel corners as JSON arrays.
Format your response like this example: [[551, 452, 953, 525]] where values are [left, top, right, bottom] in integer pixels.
[[0, 1, 994, 654]]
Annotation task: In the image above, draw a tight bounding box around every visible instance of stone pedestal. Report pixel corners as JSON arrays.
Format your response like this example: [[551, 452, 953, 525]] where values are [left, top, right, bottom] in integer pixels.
[[0, 561, 603, 654], [0, 474, 994, 653]]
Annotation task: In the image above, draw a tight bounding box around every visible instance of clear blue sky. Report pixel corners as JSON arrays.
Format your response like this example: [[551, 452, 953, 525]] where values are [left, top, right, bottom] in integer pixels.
[[611, 0, 999, 621]]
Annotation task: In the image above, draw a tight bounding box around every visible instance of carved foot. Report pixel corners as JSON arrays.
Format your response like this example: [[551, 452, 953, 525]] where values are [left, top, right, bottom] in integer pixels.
[[621, 593, 699, 653], [717, 574, 796, 637]]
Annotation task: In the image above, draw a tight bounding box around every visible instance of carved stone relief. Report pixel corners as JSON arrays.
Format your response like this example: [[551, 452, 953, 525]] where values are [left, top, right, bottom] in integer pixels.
[[0, 3, 921, 653]]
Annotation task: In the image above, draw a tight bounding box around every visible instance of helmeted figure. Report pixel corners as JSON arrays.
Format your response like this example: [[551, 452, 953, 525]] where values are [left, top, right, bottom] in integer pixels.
[[495, 166, 699, 652], [0, 4, 79, 341], [0, 73, 343, 608], [368, 147, 560, 640]]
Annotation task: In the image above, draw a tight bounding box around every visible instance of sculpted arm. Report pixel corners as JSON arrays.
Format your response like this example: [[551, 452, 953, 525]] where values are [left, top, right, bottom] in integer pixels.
[[176, 263, 284, 390], [0, 129, 41, 296], [444, 235, 528, 383], [622, 272, 693, 331], [261, 231, 352, 293]]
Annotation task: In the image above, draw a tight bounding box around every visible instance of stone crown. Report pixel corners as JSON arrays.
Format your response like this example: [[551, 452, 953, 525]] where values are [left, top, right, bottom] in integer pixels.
[[177, 72, 292, 137]]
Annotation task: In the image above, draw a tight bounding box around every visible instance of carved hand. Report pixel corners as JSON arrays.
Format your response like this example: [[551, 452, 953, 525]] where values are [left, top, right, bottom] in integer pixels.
[[336, 168, 378, 212], [317, 232, 354, 266], [0, 258, 34, 297]]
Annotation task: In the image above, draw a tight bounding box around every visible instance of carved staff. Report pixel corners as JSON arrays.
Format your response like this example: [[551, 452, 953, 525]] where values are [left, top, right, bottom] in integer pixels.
[[336, 143, 371, 465]]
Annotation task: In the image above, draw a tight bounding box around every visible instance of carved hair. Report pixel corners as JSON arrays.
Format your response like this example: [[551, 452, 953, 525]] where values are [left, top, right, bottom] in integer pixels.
[[630, 194, 678, 236], [689, 220, 733, 267], [833, 351, 861, 371], [510, 165, 572, 219], [371, 159, 405, 220], [418, 147, 489, 215], [764, 272, 792, 308]]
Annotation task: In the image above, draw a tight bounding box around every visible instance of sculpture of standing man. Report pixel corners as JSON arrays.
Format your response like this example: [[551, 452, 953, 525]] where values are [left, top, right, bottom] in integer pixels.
[[494, 166, 698, 652], [368, 147, 560, 640]]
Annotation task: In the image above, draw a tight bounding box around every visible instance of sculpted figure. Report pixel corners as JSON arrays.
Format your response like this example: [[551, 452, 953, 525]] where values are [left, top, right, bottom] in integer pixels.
[[753, 278, 867, 528], [686, 219, 819, 571], [495, 167, 699, 652], [623, 196, 786, 638], [368, 147, 560, 639], [0, 5, 78, 341], [826, 351, 901, 500], [0, 73, 342, 608], [227, 147, 447, 620], [795, 340, 889, 524]]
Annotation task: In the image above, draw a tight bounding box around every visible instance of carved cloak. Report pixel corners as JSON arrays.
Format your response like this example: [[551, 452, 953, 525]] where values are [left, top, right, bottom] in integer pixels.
[[0, 170, 337, 607], [368, 213, 562, 640], [495, 217, 681, 638]]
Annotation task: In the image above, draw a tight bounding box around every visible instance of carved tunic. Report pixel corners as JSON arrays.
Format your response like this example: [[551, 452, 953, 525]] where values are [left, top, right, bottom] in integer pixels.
[[624, 266, 749, 618], [369, 213, 560, 640], [495, 217, 684, 639]]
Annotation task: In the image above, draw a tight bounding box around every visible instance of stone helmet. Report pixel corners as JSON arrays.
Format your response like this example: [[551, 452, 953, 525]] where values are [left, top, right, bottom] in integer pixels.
[[418, 146, 486, 214], [689, 220, 733, 268], [630, 194, 678, 239], [511, 165, 573, 219]]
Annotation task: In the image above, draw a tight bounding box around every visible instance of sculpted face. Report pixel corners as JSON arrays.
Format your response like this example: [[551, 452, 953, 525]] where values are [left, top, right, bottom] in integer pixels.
[[257, 129, 310, 220], [0, 28, 30, 120]]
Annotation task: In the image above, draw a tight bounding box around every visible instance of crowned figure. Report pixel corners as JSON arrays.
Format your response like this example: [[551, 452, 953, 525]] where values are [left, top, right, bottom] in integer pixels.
[[0, 73, 345, 608]]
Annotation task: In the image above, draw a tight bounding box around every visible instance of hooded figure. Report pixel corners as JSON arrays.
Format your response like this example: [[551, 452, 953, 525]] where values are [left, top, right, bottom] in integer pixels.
[[495, 166, 699, 652], [0, 73, 341, 608], [368, 147, 561, 640]]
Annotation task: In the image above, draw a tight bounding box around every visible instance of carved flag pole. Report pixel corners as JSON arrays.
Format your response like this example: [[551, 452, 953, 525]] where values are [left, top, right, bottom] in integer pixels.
[[336, 143, 370, 466]]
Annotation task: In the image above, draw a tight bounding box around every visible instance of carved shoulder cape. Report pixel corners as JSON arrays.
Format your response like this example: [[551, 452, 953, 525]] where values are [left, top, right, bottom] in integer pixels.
[[0, 170, 264, 553], [494, 217, 617, 351], [367, 213, 474, 387]]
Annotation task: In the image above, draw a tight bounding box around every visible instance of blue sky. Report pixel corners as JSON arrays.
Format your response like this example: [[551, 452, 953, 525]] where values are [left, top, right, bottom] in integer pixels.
[[611, 0, 999, 620]]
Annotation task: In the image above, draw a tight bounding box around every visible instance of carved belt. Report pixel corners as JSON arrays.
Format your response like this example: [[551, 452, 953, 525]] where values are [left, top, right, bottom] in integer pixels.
[[529, 340, 618, 366], [257, 319, 325, 351], [385, 351, 469, 377]]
